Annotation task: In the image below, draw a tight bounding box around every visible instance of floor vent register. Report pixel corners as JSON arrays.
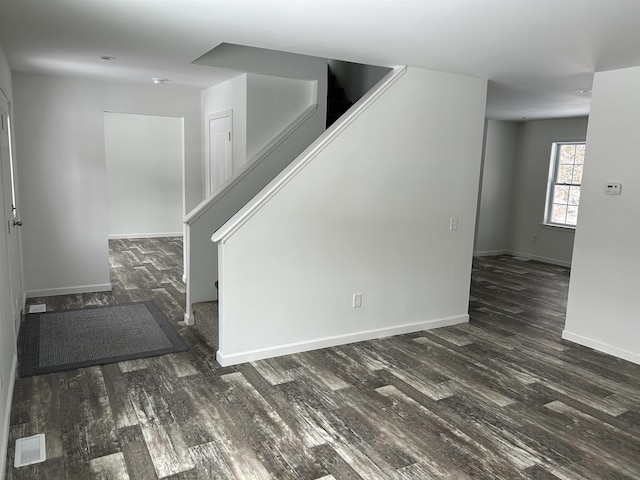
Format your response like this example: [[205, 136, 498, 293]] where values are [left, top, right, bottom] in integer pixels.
[[14, 433, 46, 468]]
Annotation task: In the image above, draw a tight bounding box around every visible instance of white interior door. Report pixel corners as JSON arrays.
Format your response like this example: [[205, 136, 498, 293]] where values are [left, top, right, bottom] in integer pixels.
[[0, 92, 23, 335], [207, 111, 233, 195]]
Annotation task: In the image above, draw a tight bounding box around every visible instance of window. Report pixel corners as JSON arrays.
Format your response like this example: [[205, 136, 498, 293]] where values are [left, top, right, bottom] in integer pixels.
[[545, 142, 585, 227]]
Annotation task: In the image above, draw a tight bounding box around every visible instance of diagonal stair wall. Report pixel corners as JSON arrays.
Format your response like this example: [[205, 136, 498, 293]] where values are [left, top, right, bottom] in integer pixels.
[[212, 67, 488, 366]]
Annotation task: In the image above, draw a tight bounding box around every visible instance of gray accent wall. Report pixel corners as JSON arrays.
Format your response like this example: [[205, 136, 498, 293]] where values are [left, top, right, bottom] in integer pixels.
[[508, 117, 588, 266], [475, 120, 517, 256], [475, 116, 588, 267]]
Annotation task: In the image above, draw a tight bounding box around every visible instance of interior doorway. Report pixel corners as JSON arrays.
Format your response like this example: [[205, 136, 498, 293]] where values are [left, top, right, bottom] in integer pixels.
[[104, 112, 184, 239]]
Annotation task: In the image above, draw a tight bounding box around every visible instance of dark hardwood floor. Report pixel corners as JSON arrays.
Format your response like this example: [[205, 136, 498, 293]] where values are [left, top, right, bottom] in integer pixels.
[[5, 240, 640, 479]]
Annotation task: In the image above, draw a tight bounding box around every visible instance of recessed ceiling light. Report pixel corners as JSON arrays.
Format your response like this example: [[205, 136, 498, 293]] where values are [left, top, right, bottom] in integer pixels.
[[579, 89, 592, 94], [152, 78, 170, 85], [100, 56, 116, 61]]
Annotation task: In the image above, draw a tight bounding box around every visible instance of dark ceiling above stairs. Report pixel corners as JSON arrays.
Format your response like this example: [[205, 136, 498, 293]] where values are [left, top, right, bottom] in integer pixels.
[[326, 68, 353, 128]]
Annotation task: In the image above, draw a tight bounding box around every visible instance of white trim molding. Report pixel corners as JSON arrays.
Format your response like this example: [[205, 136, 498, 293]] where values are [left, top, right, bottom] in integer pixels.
[[216, 313, 467, 367], [505, 250, 572, 268], [473, 250, 571, 267], [26, 283, 112, 298], [562, 330, 640, 366], [473, 249, 509, 257], [185, 104, 318, 225], [1, 353, 17, 478], [108, 232, 183, 240]]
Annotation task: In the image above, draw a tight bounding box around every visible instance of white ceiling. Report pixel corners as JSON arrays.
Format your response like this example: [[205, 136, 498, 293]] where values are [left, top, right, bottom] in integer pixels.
[[1, 0, 640, 120]]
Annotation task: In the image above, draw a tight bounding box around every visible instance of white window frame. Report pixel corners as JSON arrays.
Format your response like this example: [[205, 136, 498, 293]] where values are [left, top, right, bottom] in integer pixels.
[[544, 141, 586, 229]]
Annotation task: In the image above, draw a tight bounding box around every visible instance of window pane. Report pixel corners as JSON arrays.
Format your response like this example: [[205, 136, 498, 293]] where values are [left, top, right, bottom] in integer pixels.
[[546, 141, 585, 228], [557, 165, 574, 183], [572, 164, 583, 184], [574, 144, 586, 164], [551, 204, 567, 224], [559, 145, 576, 164], [568, 186, 581, 206], [566, 206, 579, 225], [553, 185, 569, 204]]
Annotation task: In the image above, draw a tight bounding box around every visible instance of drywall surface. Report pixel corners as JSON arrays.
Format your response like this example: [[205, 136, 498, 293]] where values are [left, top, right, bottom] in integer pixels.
[[201, 74, 247, 176], [13, 72, 201, 296], [195, 43, 326, 81], [328, 59, 391, 103], [105, 113, 183, 237], [0, 46, 11, 101], [246, 74, 315, 160], [0, 42, 17, 480], [187, 73, 324, 310], [215, 67, 487, 365], [507, 117, 588, 266], [198, 44, 328, 153], [475, 120, 517, 255], [564, 66, 640, 365]]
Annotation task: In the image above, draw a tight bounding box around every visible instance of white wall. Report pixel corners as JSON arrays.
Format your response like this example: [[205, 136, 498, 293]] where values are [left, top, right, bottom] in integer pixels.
[[564, 66, 640, 365], [0, 42, 17, 480], [195, 43, 326, 82], [187, 72, 324, 313], [507, 117, 588, 266], [475, 120, 518, 255], [246, 74, 315, 160], [215, 67, 487, 365], [201, 74, 247, 176], [105, 113, 183, 238], [13, 73, 201, 297]]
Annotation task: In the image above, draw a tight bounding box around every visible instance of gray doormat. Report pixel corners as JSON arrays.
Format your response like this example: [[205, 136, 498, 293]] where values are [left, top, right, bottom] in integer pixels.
[[19, 302, 188, 377]]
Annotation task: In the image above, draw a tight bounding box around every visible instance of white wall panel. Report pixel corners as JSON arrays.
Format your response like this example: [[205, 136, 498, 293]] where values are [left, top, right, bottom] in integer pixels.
[[565, 66, 640, 365], [216, 67, 487, 365], [13, 73, 201, 296], [105, 113, 183, 237]]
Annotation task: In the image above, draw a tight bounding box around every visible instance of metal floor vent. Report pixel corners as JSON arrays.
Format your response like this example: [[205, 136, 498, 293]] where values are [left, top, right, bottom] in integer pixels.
[[28, 304, 46, 314], [14, 434, 46, 468]]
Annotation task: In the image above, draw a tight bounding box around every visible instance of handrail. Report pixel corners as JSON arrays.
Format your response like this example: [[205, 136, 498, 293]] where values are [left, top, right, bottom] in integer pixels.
[[212, 65, 407, 243], [184, 103, 318, 225]]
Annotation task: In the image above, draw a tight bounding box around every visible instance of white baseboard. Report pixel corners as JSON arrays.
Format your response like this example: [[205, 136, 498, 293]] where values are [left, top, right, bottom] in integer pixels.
[[216, 314, 469, 367], [108, 232, 183, 240], [26, 283, 112, 299], [562, 330, 640, 366], [1, 352, 18, 479], [473, 249, 509, 257], [505, 250, 572, 268]]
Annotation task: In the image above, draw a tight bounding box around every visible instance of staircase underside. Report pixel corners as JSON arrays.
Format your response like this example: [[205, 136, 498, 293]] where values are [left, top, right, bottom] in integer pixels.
[[191, 301, 218, 350]]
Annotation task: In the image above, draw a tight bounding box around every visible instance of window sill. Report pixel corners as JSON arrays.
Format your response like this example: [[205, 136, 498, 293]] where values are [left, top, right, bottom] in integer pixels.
[[541, 223, 576, 232]]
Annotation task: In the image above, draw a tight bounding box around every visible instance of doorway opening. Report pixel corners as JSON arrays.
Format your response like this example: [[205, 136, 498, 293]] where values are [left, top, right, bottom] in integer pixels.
[[104, 112, 185, 239]]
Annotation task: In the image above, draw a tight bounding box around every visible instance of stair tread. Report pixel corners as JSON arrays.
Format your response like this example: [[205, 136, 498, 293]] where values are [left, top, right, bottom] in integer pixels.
[[192, 301, 218, 350]]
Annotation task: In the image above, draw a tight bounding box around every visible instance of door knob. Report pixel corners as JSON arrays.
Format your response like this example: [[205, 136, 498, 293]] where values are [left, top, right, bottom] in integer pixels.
[[13, 220, 22, 227]]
